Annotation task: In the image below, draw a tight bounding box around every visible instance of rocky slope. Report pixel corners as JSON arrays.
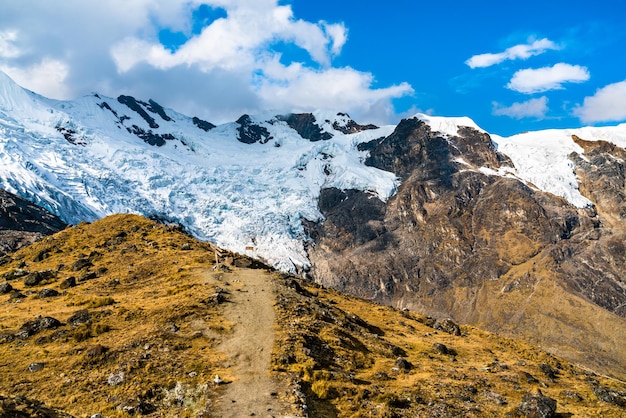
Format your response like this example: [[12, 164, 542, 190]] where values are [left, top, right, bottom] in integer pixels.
[[0, 215, 624, 417], [0, 188, 67, 256], [306, 118, 626, 380]]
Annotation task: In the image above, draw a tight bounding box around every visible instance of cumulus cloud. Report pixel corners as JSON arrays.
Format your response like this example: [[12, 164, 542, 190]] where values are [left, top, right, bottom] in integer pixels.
[[492, 96, 548, 119], [574, 80, 626, 123], [0, 0, 412, 123], [507, 63, 590, 94], [0, 58, 70, 98], [466, 38, 558, 69]]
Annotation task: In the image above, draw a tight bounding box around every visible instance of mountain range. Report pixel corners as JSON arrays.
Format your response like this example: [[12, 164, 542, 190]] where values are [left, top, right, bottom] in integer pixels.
[[0, 70, 625, 383]]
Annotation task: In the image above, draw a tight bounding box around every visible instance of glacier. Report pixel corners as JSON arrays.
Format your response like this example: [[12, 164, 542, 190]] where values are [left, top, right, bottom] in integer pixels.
[[2, 70, 626, 271]]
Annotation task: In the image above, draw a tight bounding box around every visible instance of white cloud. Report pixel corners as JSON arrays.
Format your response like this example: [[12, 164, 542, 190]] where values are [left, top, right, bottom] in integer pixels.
[[0, 30, 21, 59], [0, 0, 412, 124], [493, 96, 548, 119], [257, 59, 413, 123], [574, 80, 626, 123], [466, 38, 558, 69], [507, 63, 590, 94], [0, 58, 70, 99]]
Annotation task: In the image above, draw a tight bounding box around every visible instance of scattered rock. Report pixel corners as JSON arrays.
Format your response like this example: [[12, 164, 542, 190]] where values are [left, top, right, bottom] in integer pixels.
[[521, 371, 540, 384], [107, 371, 125, 386], [28, 362, 45, 372], [18, 316, 62, 338], [539, 363, 558, 380], [33, 249, 50, 262], [59, 276, 77, 289], [213, 375, 224, 384], [181, 243, 192, 250], [72, 258, 93, 271], [510, 388, 557, 417], [23, 270, 55, 287], [86, 344, 108, 358], [0, 282, 12, 294], [433, 342, 456, 356], [38, 288, 60, 298], [483, 390, 507, 406], [9, 290, 26, 300], [433, 318, 462, 336], [78, 271, 97, 282], [67, 309, 91, 326], [3, 268, 28, 281], [394, 357, 413, 373], [591, 382, 626, 407]]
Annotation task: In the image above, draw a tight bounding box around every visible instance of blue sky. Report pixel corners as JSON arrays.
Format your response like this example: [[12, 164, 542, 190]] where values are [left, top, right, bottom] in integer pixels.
[[1, 0, 625, 135]]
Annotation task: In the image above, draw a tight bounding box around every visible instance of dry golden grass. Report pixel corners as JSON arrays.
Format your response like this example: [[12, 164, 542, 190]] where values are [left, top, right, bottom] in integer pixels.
[[1, 214, 625, 417], [0, 214, 242, 417], [273, 277, 626, 417]]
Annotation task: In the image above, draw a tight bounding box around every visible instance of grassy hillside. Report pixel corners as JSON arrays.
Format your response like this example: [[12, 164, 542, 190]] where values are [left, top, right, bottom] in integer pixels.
[[0, 215, 624, 417]]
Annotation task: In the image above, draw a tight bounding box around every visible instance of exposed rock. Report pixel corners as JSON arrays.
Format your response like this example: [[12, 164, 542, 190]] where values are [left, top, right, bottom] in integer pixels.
[[71, 258, 93, 271], [23, 270, 55, 287], [78, 271, 97, 282], [236, 114, 273, 144], [28, 362, 45, 372], [305, 117, 626, 379], [394, 357, 413, 373], [67, 310, 91, 326], [0, 394, 74, 417], [3, 268, 28, 281], [18, 316, 62, 338], [433, 319, 461, 336], [38, 288, 59, 298], [510, 388, 557, 418], [59, 276, 76, 289], [0, 282, 12, 294], [277, 113, 333, 142], [192, 116, 216, 132], [107, 371, 125, 386], [0, 188, 67, 255], [433, 343, 456, 356]]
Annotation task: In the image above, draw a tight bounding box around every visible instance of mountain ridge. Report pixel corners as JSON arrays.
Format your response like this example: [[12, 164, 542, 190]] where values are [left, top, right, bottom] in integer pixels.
[[1, 70, 625, 381]]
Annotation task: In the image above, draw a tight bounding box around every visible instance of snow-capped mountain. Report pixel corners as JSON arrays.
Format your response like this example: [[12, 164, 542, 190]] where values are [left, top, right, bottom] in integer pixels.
[[1, 70, 626, 271]]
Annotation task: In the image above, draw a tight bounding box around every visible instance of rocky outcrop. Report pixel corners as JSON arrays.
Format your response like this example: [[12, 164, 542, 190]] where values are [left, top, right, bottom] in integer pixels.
[[306, 117, 626, 379], [278, 113, 333, 142], [236, 114, 273, 144], [0, 189, 67, 255]]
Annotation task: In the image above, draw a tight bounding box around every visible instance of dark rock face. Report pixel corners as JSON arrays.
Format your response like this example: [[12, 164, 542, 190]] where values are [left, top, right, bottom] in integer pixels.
[[0, 189, 67, 255], [278, 113, 333, 142], [306, 117, 626, 379], [192, 116, 216, 132], [332, 112, 378, 134], [117, 95, 159, 129], [236, 114, 273, 144]]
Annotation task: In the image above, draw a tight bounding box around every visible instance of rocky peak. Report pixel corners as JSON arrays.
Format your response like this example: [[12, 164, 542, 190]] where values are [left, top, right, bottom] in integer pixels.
[[236, 114, 273, 144], [363, 117, 512, 180], [277, 113, 333, 142]]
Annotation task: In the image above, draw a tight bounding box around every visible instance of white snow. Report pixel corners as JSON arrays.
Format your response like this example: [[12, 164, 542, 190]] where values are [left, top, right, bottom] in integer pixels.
[[2, 70, 626, 271], [0, 72, 397, 271]]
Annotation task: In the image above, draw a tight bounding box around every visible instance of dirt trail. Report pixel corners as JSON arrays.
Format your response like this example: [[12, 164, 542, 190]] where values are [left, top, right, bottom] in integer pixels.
[[214, 268, 286, 418]]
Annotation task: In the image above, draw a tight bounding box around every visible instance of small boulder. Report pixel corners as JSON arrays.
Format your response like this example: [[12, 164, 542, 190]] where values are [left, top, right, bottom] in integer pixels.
[[68, 309, 91, 326], [78, 272, 97, 282], [433, 318, 461, 336], [0, 282, 12, 294], [18, 316, 62, 338], [3, 268, 28, 281], [28, 362, 45, 372], [107, 371, 125, 386], [433, 343, 456, 355], [23, 270, 55, 287], [38, 288, 59, 298], [394, 357, 413, 373], [181, 243, 192, 251], [511, 388, 557, 418], [72, 258, 93, 271], [59, 276, 77, 289]]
